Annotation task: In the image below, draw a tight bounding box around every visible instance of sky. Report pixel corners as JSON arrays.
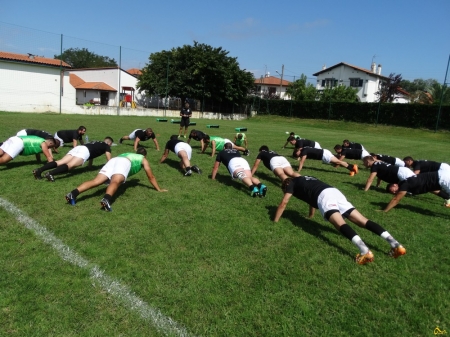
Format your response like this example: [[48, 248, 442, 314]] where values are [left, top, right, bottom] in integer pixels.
[[1, 0, 449, 84]]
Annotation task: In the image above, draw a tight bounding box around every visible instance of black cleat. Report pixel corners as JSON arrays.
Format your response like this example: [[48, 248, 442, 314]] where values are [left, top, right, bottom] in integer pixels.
[[44, 172, 55, 182], [192, 165, 202, 174], [33, 169, 42, 180]]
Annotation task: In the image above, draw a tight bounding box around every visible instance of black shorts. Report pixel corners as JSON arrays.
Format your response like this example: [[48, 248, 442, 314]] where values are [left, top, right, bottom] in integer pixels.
[[180, 117, 190, 127]]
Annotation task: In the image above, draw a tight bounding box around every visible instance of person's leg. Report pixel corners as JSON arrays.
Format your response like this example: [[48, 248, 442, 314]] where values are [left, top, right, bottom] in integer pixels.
[[282, 167, 301, 179], [0, 153, 13, 164], [178, 125, 183, 137], [100, 174, 126, 211], [66, 173, 109, 205], [347, 209, 405, 257], [177, 150, 191, 174], [329, 156, 357, 173], [327, 211, 373, 264], [184, 126, 189, 137], [273, 167, 288, 181]]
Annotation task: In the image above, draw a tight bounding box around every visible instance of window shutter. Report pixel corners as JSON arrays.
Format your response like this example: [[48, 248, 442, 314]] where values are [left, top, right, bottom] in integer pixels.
[[359, 79, 363, 87], [322, 80, 325, 86]]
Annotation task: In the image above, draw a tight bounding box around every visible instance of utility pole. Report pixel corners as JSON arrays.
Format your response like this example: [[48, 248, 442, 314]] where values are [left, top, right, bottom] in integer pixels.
[[279, 64, 284, 98]]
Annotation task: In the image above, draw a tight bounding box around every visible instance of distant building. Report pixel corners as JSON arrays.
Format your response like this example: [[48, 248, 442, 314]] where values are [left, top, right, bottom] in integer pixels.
[[254, 74, 291, 100], [313, 62, 409, 103]]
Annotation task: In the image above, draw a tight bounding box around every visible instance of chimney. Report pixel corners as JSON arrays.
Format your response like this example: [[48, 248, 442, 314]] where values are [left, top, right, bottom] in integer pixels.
[[377, 64, 382, 75], [371, 62, 377, 73], [322, 64, 326, 70]]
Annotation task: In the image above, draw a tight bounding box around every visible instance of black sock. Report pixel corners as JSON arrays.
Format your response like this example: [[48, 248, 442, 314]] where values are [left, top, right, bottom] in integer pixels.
[[437, 190, 450, 199], [49, 164, 69, 176], [103, 194, 112, 202], [40, 161, 57, 172], [257, 183, 262, 189], [249, 184, 255, 191], [339, 224, 358, 240], [71, 189, 80, 198], [365, 220, 385, 236], [185, 166, 191, 171], [345, 165, 353, 171]]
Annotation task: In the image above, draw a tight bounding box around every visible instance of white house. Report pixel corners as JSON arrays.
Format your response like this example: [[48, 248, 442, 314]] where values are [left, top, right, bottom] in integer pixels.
[[254, 74, 291, 100], [312, 62, 409, 103], [0, 51, 74, 113]]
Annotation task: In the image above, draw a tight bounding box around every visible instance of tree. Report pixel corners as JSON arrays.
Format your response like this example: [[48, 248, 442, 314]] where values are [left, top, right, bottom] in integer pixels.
[[319, 85, 358, 102], [400, 78, 438, 93], [377, 73, 403, 103], [285, 74, 317, 101], [427, 82, 450, 105], [54, 48, 117, 68], [137, 42, 254, 105]]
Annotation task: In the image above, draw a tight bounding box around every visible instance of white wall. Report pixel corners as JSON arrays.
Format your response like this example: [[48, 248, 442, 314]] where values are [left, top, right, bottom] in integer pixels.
[[0, 61, 74, 112], [315, 65, 382, 103]]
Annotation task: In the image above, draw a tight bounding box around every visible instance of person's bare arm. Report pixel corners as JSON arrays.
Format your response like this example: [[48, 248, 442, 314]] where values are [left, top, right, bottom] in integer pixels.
[[298, 155, 307, 172], [274, 193, 292, 222], [364, 172, 377, 191], [308, 205, 315, 218], [41, 143, 53, 162], [210, 141, 216, 157], [143, 158, 167, 192], [160, 149, 169, 163], [73, 139, 78, 147], [251, 159, 261, 175], [200, 139, 205, 153], [153, 138, 160, 151], [383, 191, 407, 212], [134, 137, 141, 151], [87, 158, 94, 168], [211, 161, 220, 179]]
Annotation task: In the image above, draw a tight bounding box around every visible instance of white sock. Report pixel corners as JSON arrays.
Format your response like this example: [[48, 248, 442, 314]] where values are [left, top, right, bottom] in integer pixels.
[[351, 235, 369, 255]]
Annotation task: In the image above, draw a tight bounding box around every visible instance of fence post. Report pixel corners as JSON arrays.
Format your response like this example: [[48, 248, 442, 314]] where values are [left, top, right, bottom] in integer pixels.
[[59, 34, 63, 114]]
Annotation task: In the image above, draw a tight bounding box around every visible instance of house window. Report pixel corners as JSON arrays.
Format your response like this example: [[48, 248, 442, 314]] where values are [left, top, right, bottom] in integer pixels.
[[256, 86, 261, 92], [321, 78, 338, 88], [268, 87, 277, 95], [349, 78, 363, 87]]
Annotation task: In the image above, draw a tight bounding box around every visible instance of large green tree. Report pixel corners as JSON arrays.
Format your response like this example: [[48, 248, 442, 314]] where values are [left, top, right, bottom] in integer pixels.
[[428, 82, 450, 105], [399, 78, 438, 93], [137, 42, 254, 104], [285, 74, 317, 101], [319, 85, 358, 102], [54, 48, 117, 68]]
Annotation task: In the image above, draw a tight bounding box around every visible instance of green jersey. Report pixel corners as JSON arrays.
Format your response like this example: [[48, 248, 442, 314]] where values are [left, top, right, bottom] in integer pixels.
[[18, 136, 44, 156], [118, 153, 144, 177], [209, 136, 226, 151], [235, 133, 246, 146]]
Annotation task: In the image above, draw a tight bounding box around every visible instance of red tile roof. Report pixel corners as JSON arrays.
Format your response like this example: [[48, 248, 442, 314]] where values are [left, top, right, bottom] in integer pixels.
[[69, 73, 116, 91], [127, 68, 142, 76], [313, 62, 389, 79], [254, 76, 291, 86], [0, 51, 71, 68]]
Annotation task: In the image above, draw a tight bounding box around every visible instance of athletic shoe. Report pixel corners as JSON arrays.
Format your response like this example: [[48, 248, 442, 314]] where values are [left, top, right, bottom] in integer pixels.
[[192, 165, 202, 174], [44, 172, 55, 182], [243, 149, 250, 156], [119, 138, 123, 144], [32, 169, 42, 180], [65, 192, 76, 206], [349, 171, 355, 176], [355, 251, 374, 265], [352, 164, 359, 174], [259, 184, 267, 197], [100, 198, 112, 212], [178, 135, 181, 138], [183, 135, 186, 138], [444, 199, 450, 207], [251, 187, 260, 197], [388, 245, 406, 258], [185, 170, 192, 176]]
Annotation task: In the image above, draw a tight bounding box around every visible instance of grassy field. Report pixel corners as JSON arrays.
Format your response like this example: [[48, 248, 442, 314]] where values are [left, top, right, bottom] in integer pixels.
[[0, 111, 449, 336]]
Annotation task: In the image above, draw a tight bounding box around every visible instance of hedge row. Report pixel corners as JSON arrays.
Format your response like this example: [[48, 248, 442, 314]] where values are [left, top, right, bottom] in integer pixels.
[[247, 98, 450, 131]]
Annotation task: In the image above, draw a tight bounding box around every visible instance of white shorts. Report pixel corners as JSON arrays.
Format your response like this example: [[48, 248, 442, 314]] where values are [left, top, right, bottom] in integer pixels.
[[440, 163, 450, 172], [99, 157, 131, 182], [67, 146, 90, 164], [314, 142, 322, 149], [224, 138, 233, 145], [397, 167, 416, 181], [54, 132, 64, 147], [438, 169, 450, 196], [395, 158, 405, 167], [228, 157, 251, 177], [16, 129, 27, 136], [317, 188, 354, 220], [128, 129, 140, 140], [0, 136, 24, 159], [270, 156, 291, 170], [321, 149, 334, 164], [361, 149, 370, 159], [174, 142, 192, 160]]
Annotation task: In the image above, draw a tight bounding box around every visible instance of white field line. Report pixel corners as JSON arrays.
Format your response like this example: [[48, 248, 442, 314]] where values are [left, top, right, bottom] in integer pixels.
[[0, 197, 195, 337]]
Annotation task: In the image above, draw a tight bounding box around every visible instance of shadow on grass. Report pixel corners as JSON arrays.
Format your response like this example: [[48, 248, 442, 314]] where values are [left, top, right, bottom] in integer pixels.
[[266, 205, 390, 257], [370, 201, 448, 218], [252, 171, 281, 186], [213, 174, 248, 193], [1, 160, 40, 169], [75, 179, 147, 205], [300, 165, 351, 176], [160, 158, 184, 174]]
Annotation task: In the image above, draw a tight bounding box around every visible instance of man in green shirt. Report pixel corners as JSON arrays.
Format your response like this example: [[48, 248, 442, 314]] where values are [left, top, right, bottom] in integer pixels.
[[0, 135, 58, 165], [65, 147, 167, 211], [204, 135, 249, 157]]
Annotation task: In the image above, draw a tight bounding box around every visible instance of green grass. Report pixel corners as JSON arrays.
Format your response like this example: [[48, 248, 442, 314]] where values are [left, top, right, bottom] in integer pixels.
[[0, 112, 449, 336]]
